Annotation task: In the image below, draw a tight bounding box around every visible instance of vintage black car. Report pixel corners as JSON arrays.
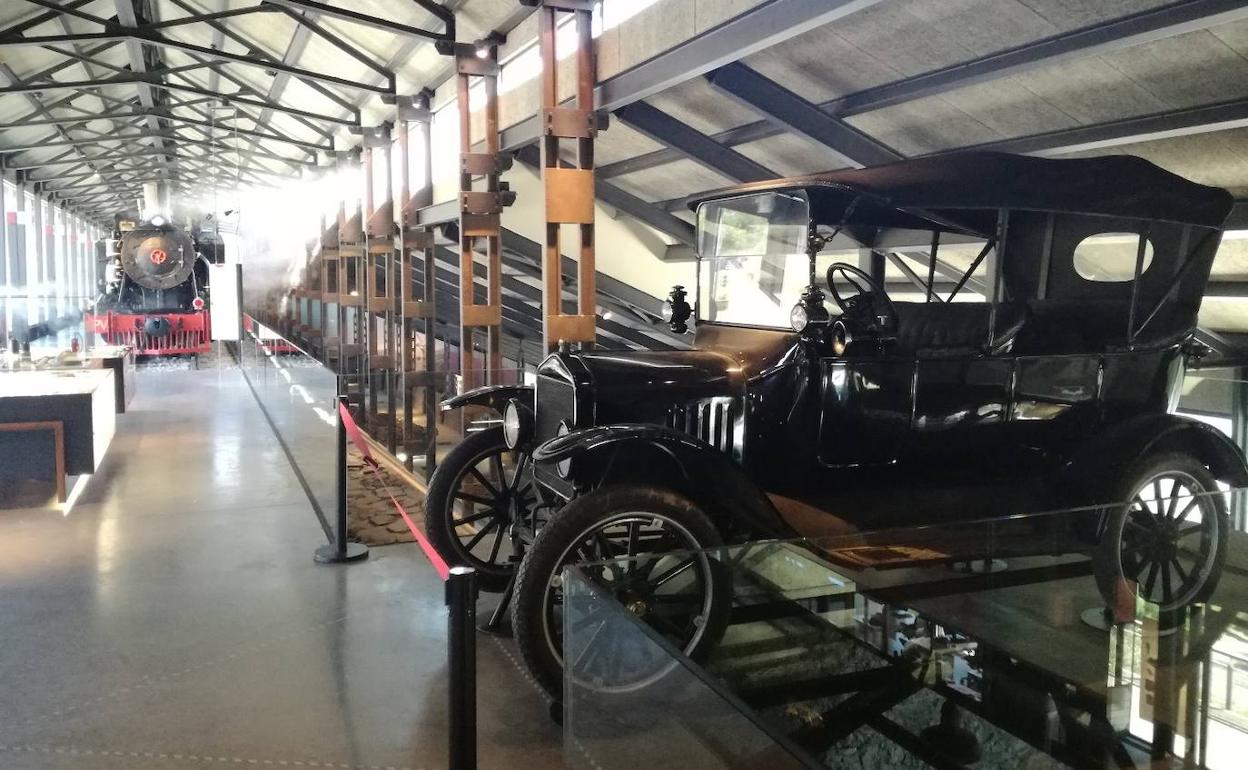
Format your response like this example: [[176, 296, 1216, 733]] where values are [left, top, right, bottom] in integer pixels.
[[426, 152, 1246, 699]]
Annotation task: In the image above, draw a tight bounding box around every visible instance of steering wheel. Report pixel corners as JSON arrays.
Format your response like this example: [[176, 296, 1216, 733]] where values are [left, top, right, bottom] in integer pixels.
[[825, 262, 897, 330]]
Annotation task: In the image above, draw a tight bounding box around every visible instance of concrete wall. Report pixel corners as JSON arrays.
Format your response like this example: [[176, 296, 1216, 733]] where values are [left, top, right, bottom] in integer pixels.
[[499, 163, 688, 300]]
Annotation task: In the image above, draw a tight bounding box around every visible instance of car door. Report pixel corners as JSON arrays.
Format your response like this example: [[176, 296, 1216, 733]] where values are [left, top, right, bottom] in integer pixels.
[[818, 357, 914, 467]]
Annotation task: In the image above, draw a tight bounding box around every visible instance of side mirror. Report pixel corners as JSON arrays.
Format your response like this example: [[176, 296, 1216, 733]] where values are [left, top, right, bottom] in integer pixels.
[[662, 285, 692, 333]]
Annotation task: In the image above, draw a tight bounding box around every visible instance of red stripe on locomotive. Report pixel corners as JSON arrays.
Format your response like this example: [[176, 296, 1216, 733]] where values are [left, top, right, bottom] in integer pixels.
[[86, 310, 212, 355]]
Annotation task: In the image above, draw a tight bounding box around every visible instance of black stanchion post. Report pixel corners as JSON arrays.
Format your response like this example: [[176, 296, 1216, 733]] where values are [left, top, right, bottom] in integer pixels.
[[315, 393, 369, 564], [447, 566, 478, 770]]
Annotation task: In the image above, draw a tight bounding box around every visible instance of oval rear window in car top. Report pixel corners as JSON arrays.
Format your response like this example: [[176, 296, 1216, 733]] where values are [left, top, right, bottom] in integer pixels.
[[1073, 232, 1153, 282]]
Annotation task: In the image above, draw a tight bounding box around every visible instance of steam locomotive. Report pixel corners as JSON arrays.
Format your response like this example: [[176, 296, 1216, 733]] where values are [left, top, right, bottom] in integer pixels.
[[86, 217, 225, 355]]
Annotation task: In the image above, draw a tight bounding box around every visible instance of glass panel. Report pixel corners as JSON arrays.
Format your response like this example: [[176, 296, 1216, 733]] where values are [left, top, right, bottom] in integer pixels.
[[1073, 232, 1154, 282], [564, 488, 1248, 769], [696, 192, 809, 261]]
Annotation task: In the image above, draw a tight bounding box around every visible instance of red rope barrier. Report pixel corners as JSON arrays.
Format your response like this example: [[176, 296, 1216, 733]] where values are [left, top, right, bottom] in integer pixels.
[[338, 402, 451, 582]]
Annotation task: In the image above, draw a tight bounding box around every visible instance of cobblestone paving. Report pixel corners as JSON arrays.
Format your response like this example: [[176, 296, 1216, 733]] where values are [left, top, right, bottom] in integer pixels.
[[345, 445, 426, 546]]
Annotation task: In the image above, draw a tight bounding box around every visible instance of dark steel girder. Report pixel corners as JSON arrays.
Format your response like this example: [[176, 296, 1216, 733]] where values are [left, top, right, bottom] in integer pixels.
[[498, 0, 886, 152], [2, 0, 98, 37], [154, 109, 328, 151], [271, 5, 391, 81], [601, 0, 1248, 178], [0, 31, 393, 95], [261, 0, 452, 43], [164, 59, 344, 138], [10, 73, 359, 127], [971, 97, 1248, 156], [706, 62, 901, 168], [147, 4, 282, 29], [0, 109, 149, 134], [615, 101, 774, 182], [162, 0, 360, 117]]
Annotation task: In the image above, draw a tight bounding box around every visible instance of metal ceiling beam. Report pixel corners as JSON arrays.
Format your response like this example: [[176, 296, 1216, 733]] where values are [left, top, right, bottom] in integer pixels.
[[99, 75, 356, 127], [262, 0, 452, 43], [152, 109, 327, 151], [271, 5, 392, 81], [707, 62, 901, 168], [601, 0, 1248, 178], [1227, 201, 1248, 230], [0, 31, 393, 95], [114, 0, 168, 163], [2, 0, 98, 37], [146, 4, 282, 29], [615, 101, 774, 182], [234, 21, 318, 182], [161, 0, 359, 118], [499, 0, 886, 152], [3, 102, 146, 132], [972, 97, 1248, 156], [836, 0, 1248, 116], [165, 59, 345, 137], [596, 184, 696, 247]]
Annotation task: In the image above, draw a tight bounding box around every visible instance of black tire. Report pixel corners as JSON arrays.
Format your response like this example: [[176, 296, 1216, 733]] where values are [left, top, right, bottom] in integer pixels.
[[512, 485, 729, 701], [1094, 452, 1229, 611], [425, 427, 536, 593]]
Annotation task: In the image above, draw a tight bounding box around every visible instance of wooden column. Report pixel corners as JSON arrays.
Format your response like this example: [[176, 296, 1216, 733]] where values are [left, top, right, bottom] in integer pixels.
[[453, 41, 514, 388], [394, 95, 436, 471], [537, 0, 598, 352]]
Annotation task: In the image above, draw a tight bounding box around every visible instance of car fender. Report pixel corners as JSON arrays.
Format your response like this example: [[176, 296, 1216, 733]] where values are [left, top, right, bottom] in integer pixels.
[[1059, 413, 1248, 503], [533, 424, 795, 539], [440, 384, 533, 414]]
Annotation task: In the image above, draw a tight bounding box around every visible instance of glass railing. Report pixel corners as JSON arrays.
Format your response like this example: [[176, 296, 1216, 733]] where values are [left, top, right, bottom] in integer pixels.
[[565, 488, 1248, 770], [237, 311, 530, 484], [236, 317, 340, 532]]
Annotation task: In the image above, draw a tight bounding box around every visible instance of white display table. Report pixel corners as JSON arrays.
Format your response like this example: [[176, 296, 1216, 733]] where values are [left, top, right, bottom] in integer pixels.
[[0, 369, 116, 476]]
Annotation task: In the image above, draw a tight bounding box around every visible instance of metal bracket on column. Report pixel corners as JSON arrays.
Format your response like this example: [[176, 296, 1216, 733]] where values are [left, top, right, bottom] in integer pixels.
[[535, 0, 597, 350], [452, 38, 513, 386]]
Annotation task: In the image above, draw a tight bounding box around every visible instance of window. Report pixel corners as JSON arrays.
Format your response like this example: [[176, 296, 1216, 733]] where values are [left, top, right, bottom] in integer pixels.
[[1073, 232, 1153, 282]]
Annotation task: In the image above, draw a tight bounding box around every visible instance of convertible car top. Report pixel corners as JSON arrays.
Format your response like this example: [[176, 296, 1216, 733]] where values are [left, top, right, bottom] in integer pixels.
[[689, 151, 1236, 230]]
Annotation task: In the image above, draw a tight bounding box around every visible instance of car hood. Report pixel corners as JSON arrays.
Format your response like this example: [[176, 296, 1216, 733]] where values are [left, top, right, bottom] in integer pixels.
[[575, 349, 747, 399]]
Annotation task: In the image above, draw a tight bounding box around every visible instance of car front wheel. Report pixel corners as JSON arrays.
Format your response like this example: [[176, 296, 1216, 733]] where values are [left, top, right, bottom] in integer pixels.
[[1094, 452, 1229, 611], [512, 485, 728, 701], [425, 427, 538, 592]]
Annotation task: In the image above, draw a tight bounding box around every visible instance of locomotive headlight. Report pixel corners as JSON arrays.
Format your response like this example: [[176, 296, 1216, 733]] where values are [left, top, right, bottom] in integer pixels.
[[502, 398, 533, 449], [555, 420, 573, 478], [150, 215, 166, 227]]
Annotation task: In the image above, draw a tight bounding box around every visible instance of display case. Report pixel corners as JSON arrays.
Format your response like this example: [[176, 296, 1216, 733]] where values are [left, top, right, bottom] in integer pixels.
[[564, 494, 1248, 770]]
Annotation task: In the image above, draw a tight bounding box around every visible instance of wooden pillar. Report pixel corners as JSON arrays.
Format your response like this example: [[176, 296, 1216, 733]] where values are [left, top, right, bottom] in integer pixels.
[[453, 40, 513, 388], [394, 94, 436, 472], [537, 0, 598, 353]]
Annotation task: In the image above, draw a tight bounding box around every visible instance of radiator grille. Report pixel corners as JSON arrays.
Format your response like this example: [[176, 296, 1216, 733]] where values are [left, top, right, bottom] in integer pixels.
[[667, 398, 737, 457], [535, 372, 576, 442]]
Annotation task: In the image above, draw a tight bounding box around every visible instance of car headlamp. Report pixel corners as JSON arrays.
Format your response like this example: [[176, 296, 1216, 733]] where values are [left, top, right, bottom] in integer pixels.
[[791, 285, 829, 333], [502, 398, 532, 449], [790, 304, 809, 332], [665, 285, 692, 334], [555, 420, 573, 478]]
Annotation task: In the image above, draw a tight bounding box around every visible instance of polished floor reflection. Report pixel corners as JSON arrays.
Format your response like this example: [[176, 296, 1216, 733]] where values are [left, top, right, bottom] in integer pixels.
[[0, 368, 558, 769]]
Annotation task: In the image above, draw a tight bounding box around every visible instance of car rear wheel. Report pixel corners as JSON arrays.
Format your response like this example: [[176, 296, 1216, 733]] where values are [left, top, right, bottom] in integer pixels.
[[425, 427, 538, 592], [1094, 453, 1228, 611], [512, 485, 728, 701]]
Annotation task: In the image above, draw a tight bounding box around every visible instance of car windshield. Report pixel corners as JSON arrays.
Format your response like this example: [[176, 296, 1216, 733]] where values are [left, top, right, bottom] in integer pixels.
[[696, 191, 995, 328], [696, 191, 812, 328]]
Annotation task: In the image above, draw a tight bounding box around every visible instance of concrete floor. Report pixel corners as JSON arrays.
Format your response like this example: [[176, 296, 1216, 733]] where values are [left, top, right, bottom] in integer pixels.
[[0, 367, 559, 770]]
